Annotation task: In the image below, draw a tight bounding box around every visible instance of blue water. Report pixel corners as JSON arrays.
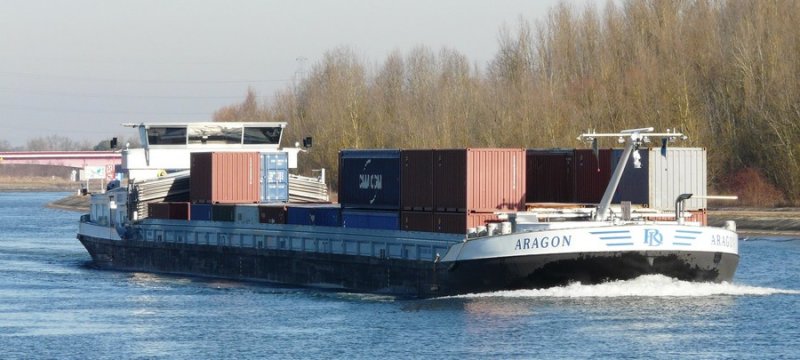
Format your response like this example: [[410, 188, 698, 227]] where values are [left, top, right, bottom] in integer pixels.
[[1, 192, 798, 359]]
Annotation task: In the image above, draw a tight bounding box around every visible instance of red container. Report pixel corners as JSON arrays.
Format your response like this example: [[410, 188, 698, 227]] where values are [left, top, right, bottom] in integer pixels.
[[190, 152, 261, 204], [146, 202, 189, 220], [651, 209, 707, 225], [526, 149, 574, 203], [400, 149, 435, 211], [573, 149, 613, 203], [259, 205, 287, 224], [434, 212, 500, 234], [401, 211, 435, 232], [688, 209, 708, 226], [433, 149, 526, 212]]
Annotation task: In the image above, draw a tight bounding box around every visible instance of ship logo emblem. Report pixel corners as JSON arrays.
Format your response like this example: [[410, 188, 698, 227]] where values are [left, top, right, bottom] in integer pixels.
[[643, 229, 663, 246]]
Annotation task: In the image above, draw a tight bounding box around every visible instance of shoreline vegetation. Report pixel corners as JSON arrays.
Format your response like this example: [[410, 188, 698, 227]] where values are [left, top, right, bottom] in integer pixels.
[[203, 1, 800, 207]]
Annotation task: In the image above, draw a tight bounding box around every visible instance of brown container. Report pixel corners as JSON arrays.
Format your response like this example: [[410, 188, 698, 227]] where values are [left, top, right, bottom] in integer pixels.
[[146, 202, 189, 220], [401, 211, 435, 232], [526, 149, 574, 203], [190, 152, 261, 204], [167, 202, 190, 220], [434, 212, 500, 234], [433, 148, 526, 212], [573, 149, 613, 203], [259, 205, 287, 224], [148, 202, 171, 219], [400, 149, 435, 211]]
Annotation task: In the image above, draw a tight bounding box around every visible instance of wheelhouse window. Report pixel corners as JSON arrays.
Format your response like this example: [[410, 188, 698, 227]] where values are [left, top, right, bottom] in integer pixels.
[[188, 124, 243, 144], [147, 127, 187, 145], [243, 127, 282, 145]]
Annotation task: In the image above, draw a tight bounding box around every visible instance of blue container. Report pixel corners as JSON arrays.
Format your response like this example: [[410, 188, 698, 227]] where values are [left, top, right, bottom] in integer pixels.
[[260, 152, 289, 203], [342, 209, 400, 230], [190, 203, 213, 221], [338, 149, 401, 209], [287, 204, 341, 227], [611, 148, 650, 204]]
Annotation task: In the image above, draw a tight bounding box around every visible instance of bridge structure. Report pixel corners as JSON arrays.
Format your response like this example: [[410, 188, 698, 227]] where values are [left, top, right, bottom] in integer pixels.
[[0, 151, 121, 168]]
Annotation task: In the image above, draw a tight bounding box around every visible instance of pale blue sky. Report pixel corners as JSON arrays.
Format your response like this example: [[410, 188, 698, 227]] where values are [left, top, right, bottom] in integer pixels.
[[0, 0, 587, 146]]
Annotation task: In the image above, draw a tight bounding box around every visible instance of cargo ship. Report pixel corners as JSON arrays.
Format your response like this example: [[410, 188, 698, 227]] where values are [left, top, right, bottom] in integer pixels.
[[76, 123, 739, 298]]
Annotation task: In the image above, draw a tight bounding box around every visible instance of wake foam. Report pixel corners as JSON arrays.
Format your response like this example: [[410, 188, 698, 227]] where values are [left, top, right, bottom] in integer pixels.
[[453, 275, 800, 298]]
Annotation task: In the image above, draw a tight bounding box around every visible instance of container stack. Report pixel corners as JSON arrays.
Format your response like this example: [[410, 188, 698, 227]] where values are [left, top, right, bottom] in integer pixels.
[[337, 150, 401, 230], [525, 147, 708, 216], [402, 148, 526, 234], [400, 150, 435, 232], [141, 151, 293, 224]]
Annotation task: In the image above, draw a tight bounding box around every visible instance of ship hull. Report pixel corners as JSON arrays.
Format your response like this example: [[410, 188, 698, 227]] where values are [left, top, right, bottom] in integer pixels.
[[78, 231, 738, 298]]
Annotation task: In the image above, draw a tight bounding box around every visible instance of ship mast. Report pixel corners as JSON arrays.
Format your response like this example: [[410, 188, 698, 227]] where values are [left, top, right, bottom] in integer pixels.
[[578, 127, 686, 221]]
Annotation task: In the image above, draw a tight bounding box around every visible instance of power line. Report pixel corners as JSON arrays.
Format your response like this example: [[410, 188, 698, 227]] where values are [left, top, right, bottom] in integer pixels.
[[0, 103, 213, 115], [0, 71, 293, 84], [0, 87, 247, 100]]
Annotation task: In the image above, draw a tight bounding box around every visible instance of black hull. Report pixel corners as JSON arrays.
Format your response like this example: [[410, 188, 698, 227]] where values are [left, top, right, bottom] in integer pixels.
[[78, 235, 739, 298]]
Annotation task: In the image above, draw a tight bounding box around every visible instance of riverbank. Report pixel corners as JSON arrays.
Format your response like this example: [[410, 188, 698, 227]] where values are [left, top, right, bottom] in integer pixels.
[[46, 194, 90, 212], [0, 176, 80, 192], [708, 208, 800, 237]]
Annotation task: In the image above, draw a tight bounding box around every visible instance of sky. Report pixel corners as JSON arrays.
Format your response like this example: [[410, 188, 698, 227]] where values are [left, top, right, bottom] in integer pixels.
[[0, 0, 584, 147]]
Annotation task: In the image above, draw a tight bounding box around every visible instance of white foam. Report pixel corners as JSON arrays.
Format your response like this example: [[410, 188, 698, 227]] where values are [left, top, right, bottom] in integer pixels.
[[453, 275, 800, 298]]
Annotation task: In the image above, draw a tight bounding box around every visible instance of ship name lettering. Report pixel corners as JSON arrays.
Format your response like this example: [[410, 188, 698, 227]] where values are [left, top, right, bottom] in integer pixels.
[[711, 234, 735, 248], [515, 235, 572, 250], [359, 174, 382, 190]]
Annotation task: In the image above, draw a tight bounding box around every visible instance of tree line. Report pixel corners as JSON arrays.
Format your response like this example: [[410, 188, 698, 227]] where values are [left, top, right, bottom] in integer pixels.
[[215, 0, 799, 205]]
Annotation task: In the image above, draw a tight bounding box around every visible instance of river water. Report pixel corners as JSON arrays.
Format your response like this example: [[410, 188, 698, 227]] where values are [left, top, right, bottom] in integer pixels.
[[1, 192, 798, 359]]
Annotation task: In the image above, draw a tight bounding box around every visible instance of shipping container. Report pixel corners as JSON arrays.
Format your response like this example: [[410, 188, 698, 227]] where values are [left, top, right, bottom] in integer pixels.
[[573, 149, 613, 203], [688, 209, 708, 226], [401, 211, 435, 232], [212, 204, 236, 222], [611, 148, 707, 210], [260, 152, 289, 203], [433, 148, 526, 212], [148, 202, 170, 219], [147, 202, 190, 220], [526, 149, 574, 203], [434, 212, 500, 234], [287, 204, 341, 227], [338, 149, 401, 209], [190, 203, 213, 221], [342, 209, 400, 230], [258, 205, 287, 224], [400, 149, 435, 210], [611, 148, 650, 206], [235, 204, 260, 224], [190, 152, 261, 204]]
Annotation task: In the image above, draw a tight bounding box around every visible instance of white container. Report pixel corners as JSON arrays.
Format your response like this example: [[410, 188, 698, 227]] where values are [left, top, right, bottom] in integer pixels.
[[613, 147, 707, 210]]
